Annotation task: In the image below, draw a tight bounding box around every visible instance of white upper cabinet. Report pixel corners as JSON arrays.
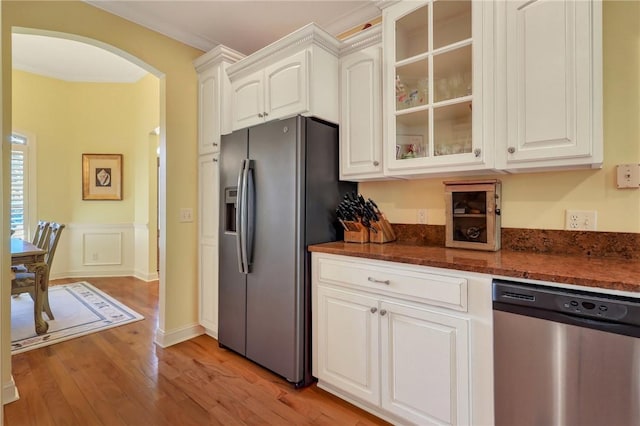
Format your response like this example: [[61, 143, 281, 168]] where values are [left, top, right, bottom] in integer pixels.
[[382, 0, 495, 178], [228, 24, 340, 131], [496, 0, 603, 171], [339, 25, 385, 181], [194, 46, 245, 154], [231, 70, 264, 130]]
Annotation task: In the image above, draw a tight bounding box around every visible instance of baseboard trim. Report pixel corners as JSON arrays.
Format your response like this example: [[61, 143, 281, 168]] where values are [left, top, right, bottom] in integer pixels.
[[50, 271, 158, 282], [203, 328, 218, 340], [154, 323, 204, 348], [133, 270, 159, 282], [2, 376, 20, 405]]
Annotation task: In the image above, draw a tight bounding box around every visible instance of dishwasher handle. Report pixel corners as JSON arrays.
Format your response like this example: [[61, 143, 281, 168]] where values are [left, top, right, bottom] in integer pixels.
[[494, 301, 640, 339]]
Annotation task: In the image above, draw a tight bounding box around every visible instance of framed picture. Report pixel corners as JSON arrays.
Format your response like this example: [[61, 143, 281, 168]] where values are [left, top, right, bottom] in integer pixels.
[[82, 154, 123, 200]]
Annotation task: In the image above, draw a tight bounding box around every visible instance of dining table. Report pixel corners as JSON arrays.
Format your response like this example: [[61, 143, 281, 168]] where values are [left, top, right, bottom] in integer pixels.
[[10, 238, 49, 335]]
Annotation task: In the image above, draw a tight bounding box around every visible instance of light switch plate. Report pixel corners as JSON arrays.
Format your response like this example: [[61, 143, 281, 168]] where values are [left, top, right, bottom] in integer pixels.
[[179, 208, 193, 223], [616, 164, 640, 189]]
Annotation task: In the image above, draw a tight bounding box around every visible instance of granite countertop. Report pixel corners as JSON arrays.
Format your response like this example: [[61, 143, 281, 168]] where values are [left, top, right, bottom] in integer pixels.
[[308, 241, 640, 294]]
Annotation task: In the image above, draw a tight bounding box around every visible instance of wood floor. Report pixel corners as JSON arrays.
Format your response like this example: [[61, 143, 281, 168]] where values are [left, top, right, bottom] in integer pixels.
[[4, 277, 389, 426]]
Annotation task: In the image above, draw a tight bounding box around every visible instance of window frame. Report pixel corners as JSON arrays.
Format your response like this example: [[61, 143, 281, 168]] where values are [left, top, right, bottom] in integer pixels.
[[10, 131, 37, 241]]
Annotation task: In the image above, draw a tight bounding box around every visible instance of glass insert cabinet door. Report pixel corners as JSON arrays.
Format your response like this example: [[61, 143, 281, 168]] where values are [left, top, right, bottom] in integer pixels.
[[384, 0, 485, 173], [444, 179, 501, 252]]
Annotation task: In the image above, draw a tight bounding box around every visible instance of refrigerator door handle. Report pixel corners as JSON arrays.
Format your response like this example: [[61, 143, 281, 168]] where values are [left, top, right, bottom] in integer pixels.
[[235, 160, 246, 274], [246, 161, 255, 271], [239, 159, 253, 274]]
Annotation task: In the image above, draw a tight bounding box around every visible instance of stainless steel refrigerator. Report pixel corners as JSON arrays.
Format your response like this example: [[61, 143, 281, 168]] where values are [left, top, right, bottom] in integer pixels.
[[218, 115, 356, 387]]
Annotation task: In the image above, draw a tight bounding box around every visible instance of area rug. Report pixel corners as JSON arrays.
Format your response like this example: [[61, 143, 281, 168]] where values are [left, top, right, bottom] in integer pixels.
[[11, 281, 144, 354]]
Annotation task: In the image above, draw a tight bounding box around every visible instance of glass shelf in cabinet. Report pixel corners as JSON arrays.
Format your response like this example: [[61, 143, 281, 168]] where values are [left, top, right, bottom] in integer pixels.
[[433, 101, 472, 156], [396, 109, 429, 159], [396, 58, 429, 111], [395, 4, 429, 62], [433, 0, 472, 49], [433, 44, 472, 102]]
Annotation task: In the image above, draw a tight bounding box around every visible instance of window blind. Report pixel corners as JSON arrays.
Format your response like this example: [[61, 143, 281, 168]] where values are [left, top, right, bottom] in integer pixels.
[[11, 134, 27, 240]]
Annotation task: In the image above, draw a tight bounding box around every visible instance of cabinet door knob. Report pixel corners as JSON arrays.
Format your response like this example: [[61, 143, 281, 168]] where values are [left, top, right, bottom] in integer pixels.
[[474, 148, 481, 157], [373, 161, 380, 166], [264, 112, 269, 117], [258, 113, 264, 118], [213, 142, 219, 147], [507, 147, 516, 154], [370, 307, 378, 314], [213, 158, 218, 162], [380, 309, 387, 316], [368, 277, 390, 285]]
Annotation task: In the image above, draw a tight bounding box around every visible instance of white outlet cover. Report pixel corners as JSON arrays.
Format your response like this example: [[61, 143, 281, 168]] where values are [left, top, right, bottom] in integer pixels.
[[417, 209, 427, 224], [565, 210, 597, 231]]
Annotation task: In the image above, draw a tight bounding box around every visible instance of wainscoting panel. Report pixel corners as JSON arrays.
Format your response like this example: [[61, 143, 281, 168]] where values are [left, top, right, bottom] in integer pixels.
[[52, 223, 157, 281], [83, 232, 122, 266]]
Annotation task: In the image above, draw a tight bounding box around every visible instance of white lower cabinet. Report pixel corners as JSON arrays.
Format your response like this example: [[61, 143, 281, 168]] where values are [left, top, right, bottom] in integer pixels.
[[381, 301, 469, 425], [198, 153, 219, 336], [312, 253, 493, 426], [316, 286, 380, 405]]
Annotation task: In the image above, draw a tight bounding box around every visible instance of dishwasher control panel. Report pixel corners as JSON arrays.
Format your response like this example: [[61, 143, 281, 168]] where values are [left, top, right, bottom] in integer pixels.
[[556, 295, 627, 321], [493, 279, 640, 328]]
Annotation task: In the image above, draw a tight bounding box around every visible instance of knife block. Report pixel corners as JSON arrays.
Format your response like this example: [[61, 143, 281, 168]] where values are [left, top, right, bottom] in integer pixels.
[[369, 219, 396, 244], [343, 221, 370, 243]]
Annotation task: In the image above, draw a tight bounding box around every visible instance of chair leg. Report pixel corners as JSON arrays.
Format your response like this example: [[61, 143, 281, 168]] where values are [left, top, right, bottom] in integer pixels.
[[43, 290, 55, 320]]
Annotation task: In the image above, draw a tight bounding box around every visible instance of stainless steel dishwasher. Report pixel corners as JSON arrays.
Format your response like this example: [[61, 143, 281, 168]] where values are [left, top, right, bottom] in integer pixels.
[[493, 279, 640, 426]]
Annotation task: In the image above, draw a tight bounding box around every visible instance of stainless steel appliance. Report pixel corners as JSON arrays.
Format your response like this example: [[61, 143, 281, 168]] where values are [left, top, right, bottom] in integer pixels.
[[218, 116, 356, 387], [493, 279, 640, 426]]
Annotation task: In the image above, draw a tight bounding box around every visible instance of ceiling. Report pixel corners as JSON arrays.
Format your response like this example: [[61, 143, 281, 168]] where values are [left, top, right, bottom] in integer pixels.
[[12, 1, 381, 83]]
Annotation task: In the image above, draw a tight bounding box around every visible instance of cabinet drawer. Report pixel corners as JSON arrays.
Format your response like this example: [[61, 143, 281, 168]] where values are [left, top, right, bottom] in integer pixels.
[[316, 256, 467, 312]]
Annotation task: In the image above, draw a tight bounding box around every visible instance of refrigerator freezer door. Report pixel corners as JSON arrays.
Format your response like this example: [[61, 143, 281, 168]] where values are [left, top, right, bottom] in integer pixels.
[[245, 117, 303, 383], [219, 129, 248, 355]]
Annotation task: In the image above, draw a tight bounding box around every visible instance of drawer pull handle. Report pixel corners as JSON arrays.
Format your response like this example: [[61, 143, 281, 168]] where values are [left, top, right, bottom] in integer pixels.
[[370, 307, 377, 314], [368, 277, 390, 285], [380, 309, 387, 316]]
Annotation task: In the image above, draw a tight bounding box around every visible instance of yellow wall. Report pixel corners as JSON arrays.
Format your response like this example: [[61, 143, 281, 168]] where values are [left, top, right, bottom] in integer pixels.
[[2, 0, 203, 391], [361, 0, 640, 234], [12, 70, 159, 224], [1, 2, 5, 414]]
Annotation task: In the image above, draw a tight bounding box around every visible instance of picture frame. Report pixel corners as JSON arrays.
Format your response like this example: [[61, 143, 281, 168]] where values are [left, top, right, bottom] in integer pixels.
[[82, 153, 123, 200]]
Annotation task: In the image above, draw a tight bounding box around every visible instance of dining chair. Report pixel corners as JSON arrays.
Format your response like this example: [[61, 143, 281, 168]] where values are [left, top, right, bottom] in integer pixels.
[[11, 222, 65, 321], [32, 220, 51, 249], [11, 220, 51, 274]]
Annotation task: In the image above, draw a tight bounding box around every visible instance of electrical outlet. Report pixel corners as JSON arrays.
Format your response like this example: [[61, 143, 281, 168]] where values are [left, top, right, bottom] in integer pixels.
[[616, 164, 640, 189], [417, 209, 427, 224], [565, 210, 597, 231], [179, 208, 193, 223]]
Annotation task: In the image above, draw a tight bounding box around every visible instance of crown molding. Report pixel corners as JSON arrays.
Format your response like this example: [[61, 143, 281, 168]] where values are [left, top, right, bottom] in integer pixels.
[[227, 23, 341, 80], [193, 45, 246, 72], [322, 1, 383, 36], [339, 24, 383, 56]]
